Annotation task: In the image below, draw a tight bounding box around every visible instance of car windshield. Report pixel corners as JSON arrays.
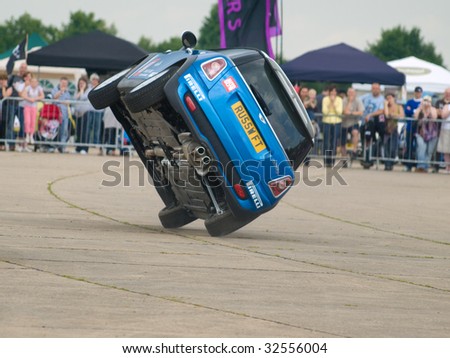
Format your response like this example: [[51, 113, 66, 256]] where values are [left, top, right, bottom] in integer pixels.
[[237, 58, 312, 169]]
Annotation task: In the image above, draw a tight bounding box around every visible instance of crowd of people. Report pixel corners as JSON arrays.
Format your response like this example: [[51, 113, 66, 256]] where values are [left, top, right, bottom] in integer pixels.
[[0, 63, 124, 155], [295, 83, 450, 173], [2, 63, 450, 174]]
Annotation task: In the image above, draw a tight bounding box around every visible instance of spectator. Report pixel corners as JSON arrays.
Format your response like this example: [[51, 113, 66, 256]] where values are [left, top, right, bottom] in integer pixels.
[[322, 86, 343, 167], [102, 107, 122, 156], [299, 86, 309, 104], [359, 83, 385, 169], [304, 88, 317, 120], [383, 93, 404, 171], [73, 76, 90, 154], [402, 86, 423, 171], [51, 77, 72, 153], [437, 96, 450, 174], [74, 73, 104, 154], [5, 62, 27, 151], [435, 87, 450, 118], [0, 73, 11, 151], [307, 89, 321, 151], [303, 89, 319, 166], [88, 73, 104, 154], [414, 95, 438, 173], [405, 86, 423, 117], [341, 87, 364, 160], [434, 88, 450, 172], [316, 86, 329, 132], [20, 72, 44, 148], [316, 86, 329, 113]]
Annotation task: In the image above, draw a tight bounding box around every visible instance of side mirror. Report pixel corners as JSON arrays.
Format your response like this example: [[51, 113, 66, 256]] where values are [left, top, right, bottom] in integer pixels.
[[181, 31, 197, 49]]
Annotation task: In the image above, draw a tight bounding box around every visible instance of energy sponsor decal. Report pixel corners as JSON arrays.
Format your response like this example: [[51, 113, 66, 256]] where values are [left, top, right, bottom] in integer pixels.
[[222, 76, 238, 92], [184, 74, 205, 102], [231, 101, 266, 153]]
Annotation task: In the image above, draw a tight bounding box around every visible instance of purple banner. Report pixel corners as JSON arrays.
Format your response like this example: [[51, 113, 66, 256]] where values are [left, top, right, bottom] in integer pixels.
[[218, 0, 281, 59]]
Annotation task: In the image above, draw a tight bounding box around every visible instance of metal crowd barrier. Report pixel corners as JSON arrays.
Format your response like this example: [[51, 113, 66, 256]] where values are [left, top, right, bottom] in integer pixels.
[[305, 113, 449, 171], [1, 97, 449, 171], [0, 96, 133, 154]]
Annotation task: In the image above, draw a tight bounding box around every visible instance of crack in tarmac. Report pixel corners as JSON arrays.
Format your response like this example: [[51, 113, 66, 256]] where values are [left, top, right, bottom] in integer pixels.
[[282, 201, 450, 247], [1, 259, 344, 338], [3, 257, 337, 274]]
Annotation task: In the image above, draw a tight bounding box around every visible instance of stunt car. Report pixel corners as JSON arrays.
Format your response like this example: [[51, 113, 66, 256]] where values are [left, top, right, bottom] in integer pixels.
[[89, 32, 314, 236]]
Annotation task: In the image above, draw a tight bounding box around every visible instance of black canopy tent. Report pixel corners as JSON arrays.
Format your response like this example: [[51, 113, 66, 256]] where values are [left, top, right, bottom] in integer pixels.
[[27, 30, 148, 74], [281, 43, 405, 86]]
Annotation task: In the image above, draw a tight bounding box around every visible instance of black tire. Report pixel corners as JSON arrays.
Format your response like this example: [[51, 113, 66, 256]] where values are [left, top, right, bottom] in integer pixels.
[[204, 211, 257, 237], [158, 205, 197, 229], [124, 66, 179, 113], [88, 68, 130, 109]]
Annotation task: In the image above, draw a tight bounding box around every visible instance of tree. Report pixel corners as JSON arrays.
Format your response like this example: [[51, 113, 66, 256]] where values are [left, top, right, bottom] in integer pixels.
[[0, 13, 60, 53], [137, 36, 156, 52], [138, 36, 181, 52], [0, 7, 219, 58], [367, 26, 444, 67], [59, 11, 117, 39], [197, 4, 220, 49], [0, 11, 117, 54]]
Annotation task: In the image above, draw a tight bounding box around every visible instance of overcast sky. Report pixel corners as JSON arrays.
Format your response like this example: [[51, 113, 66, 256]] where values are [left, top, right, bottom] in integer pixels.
[[3, 0, 450, 67]]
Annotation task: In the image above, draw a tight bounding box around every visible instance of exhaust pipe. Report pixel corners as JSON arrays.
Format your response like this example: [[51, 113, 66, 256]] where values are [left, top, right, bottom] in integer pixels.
[[179, 133, 212, 175], [195, 146, 206, 156], [201, 156, 211, 166]]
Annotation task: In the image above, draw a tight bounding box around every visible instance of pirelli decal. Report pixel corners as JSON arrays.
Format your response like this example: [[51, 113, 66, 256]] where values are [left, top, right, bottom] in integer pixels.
[[231, 101, 266, 153]]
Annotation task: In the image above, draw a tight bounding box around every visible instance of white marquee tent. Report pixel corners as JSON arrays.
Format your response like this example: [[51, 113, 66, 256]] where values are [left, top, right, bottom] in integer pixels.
[[353, 56, 450, 96], [389, 56, 450, 94]]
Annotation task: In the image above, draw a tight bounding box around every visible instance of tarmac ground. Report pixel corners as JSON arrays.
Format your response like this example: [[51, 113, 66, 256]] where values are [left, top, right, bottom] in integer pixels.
[[1, 151, 449, 337]]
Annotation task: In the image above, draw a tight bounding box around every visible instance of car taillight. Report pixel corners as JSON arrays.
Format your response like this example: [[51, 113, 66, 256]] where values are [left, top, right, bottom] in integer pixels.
[[184, 94, 197, 112], [233, 183, 248, 200], [201, 58, 227, 80], [269, 176, 293, 198]]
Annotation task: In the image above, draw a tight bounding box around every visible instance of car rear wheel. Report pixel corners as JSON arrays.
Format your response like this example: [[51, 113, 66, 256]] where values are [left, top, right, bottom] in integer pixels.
[[158, 205, 197, 229], [88, 68, 130, 109], [123, 66, 179, 113], [204, 211, 258, 237]]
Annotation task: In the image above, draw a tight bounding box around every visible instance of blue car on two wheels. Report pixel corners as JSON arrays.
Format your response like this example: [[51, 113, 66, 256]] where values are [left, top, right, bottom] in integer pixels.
[[89, 32, 314, 236]]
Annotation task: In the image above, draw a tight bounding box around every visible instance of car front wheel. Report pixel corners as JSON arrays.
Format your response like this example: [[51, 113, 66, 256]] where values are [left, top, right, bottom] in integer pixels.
[[88, 68, 130, 109], [123, 66, 179, 113]]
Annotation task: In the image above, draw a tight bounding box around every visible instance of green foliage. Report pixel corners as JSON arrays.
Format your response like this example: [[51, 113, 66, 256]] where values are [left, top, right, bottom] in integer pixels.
[[197, 3, 220, 49], [0, 13, 60, 53], [138, 36, 181, 52], [367, 26, 444, 67], [60, 10, 117, 39], [0, 4, 220, 56], [137, 36, 156, 52], [0, 11, 117, 54]]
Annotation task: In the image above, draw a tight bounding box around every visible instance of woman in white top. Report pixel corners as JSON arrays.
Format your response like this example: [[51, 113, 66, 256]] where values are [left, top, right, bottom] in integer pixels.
[[20, 72, 44, 145]]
